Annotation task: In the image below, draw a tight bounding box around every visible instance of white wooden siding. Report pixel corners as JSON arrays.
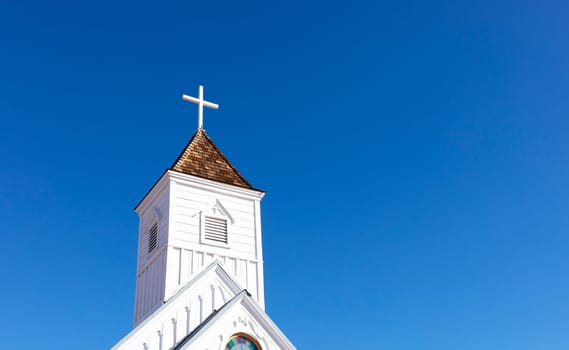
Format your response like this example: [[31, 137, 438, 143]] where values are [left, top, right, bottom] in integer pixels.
[[134, 179, 170, 325], [133, 171, 265, 326]]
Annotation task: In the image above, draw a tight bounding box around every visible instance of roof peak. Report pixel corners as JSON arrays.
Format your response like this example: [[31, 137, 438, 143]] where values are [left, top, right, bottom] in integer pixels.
[[170, 129, 257, 190]]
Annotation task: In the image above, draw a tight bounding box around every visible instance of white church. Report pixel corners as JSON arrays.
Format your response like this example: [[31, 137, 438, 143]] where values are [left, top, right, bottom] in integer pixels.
[[111, 86, 296, 350]]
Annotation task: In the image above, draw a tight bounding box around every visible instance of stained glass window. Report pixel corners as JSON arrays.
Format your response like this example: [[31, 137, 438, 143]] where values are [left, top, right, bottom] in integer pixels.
[[225, 334, 260, 350]]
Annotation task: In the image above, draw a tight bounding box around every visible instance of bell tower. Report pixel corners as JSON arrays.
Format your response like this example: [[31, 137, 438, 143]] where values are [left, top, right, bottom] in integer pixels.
[[132, 86, 266, 325]]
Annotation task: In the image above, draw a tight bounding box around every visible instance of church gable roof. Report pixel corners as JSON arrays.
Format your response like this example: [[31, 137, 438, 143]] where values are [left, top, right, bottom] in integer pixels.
[[111, 260, 295, 350], [170, 129, 256, 190], [171, 290, 246, 350], [173, 290, 296, 350], [111, 261, 244, 350]]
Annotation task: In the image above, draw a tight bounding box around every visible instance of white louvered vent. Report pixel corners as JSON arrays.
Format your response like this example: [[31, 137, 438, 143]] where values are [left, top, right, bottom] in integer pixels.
[[148, 224, 158, 254], [204, 216, 228, 244]]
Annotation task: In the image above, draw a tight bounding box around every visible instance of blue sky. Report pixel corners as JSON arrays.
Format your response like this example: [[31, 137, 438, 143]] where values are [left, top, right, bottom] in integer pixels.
[[1, 0, 568, 348]]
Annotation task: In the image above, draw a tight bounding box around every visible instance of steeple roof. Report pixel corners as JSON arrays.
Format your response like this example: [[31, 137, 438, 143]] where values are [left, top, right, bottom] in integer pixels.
[[170, 129, 256, 190]]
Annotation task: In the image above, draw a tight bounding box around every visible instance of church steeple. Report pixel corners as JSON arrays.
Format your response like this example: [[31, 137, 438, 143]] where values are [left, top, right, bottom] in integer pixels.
[[132, 87, 266, 326], [112, 86, 296, 350]]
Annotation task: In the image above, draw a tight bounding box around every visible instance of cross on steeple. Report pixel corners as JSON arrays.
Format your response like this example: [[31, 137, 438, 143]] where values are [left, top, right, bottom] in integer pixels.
[[182, 85, 219, 130]]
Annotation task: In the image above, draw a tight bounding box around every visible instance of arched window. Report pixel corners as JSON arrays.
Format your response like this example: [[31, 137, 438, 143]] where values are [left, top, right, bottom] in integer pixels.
[[225, 333, 261, 350]]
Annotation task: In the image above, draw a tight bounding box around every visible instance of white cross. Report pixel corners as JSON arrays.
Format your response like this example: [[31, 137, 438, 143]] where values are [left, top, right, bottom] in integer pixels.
[[182, 85, 219, 130]]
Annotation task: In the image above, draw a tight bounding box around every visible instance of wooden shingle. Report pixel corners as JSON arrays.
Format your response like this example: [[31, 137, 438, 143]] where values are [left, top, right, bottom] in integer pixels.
[[170, 129, 255, 190]]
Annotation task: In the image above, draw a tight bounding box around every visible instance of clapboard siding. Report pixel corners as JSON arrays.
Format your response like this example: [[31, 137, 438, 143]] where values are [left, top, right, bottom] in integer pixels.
[[170, 180, 258, 258], [156, 175, 265, 308], [133, 171, 265, 327], [134, 178, 171, 325]]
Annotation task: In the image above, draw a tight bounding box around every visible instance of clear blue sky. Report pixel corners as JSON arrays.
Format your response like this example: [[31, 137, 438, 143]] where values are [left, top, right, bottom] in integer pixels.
[[1, 0, 568, 348]]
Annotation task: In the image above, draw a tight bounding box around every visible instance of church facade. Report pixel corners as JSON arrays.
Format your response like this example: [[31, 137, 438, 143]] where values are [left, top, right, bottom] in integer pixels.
[[111, 86, 296, 350]]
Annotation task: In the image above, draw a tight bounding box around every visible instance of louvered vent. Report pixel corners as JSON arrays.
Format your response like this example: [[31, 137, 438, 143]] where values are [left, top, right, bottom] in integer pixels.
[[148, 224, 158, 253], [204, 216, 228, 244]]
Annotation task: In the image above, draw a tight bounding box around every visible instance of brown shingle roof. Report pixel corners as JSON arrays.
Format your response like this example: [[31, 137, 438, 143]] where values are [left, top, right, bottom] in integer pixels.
[[170, 129, 256, 190]]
